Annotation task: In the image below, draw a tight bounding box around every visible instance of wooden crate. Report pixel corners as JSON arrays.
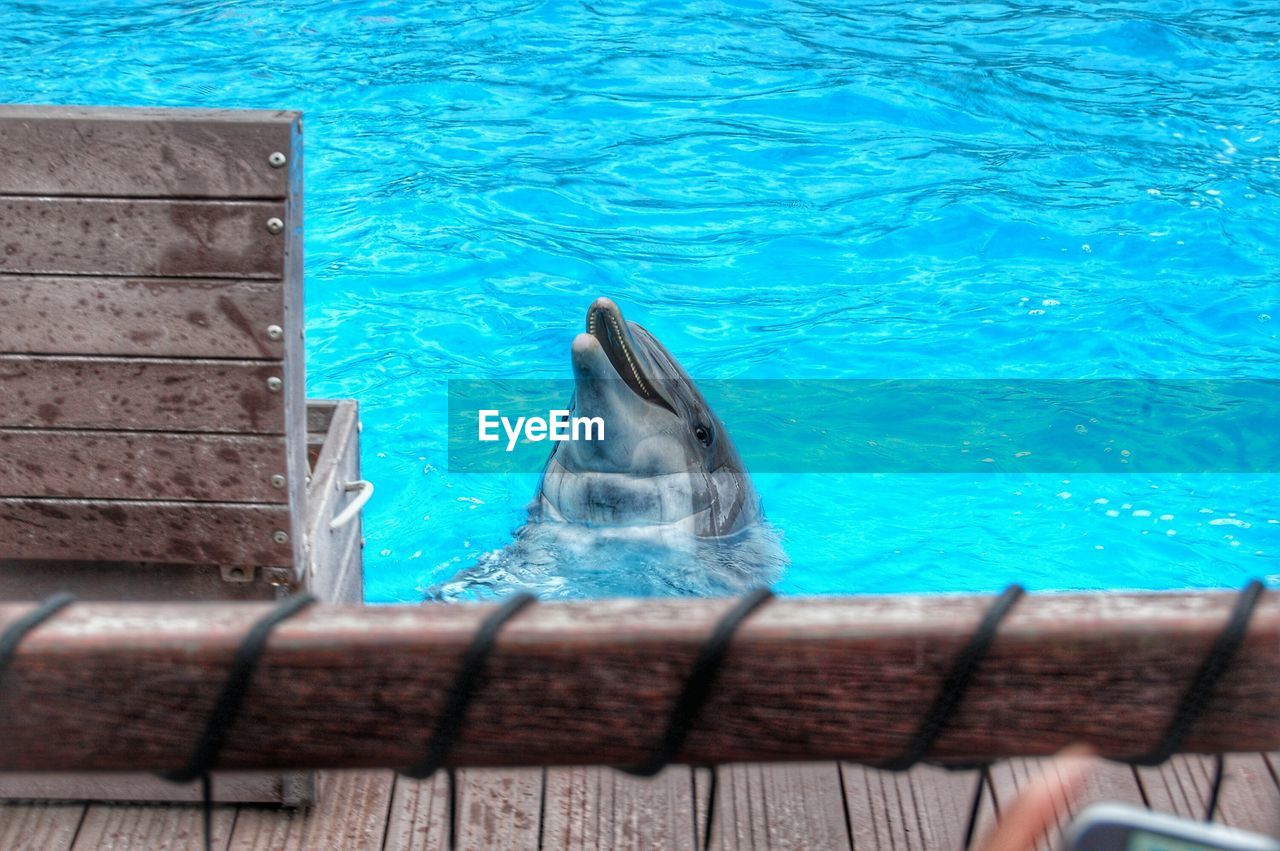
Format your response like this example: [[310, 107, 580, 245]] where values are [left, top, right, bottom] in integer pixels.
[[0, 399, 363, 604], [0, 105, 365, 805], [0, 105, 308, 573]]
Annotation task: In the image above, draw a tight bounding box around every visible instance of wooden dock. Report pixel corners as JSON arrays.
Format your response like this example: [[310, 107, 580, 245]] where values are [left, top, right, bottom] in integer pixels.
[[3, 755, 1276, 850]]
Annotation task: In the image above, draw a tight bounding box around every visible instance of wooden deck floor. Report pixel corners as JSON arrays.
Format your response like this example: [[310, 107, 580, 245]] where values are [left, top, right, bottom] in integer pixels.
[[2, 755, 1277, 850]]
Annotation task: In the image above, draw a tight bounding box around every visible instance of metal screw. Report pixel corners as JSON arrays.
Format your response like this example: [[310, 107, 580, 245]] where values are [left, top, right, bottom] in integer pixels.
[[271, 474, 287, 489], [266, 324, 284, 341], [263, 567, 292, 586], [273, 530, 290, 545], [268, 151, 287, 168], [266, 217, 284, 234], [266, 376, 283, 392]]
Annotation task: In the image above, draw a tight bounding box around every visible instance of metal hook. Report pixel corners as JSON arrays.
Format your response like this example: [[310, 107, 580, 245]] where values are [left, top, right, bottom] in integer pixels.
[[329, 480, 374, 531]]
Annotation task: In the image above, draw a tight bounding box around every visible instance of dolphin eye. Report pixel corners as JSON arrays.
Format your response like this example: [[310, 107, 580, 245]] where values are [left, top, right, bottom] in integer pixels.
[[694, 424, 713, 446]]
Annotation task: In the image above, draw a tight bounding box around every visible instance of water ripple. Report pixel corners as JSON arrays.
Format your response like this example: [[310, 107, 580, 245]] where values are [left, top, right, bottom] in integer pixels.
[[2, 0, 1276, 600]]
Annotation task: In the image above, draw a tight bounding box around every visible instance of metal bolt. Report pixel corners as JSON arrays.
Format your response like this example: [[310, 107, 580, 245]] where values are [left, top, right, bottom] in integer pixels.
[[266, 376, 283, 392], [271, 474, 287, 489], [263, 567, 292, 587], [268, 151, 287, 168], [266, 217, 284, 234], [273, 530, 290, 545], [266, 324, 284, 341]]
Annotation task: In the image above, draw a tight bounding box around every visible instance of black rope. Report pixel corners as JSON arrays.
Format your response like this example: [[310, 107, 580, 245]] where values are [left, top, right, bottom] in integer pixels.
[[1205, 754, 1225, 823], [622, 587, 774, 778], [200, 774, 213, 851], [400, 592, 535, 851], [1130, 579, 1265, 766], [402, 592, 536, 780], [163, 591, 317, 784], [880, 584, 1025, 772], [163, 592, 317, 851], [702, 766, 719, 851], [869, 584, 1023, 850], [0, 593, 76, 681], [960, 766, 989, 850], [447, 766, 459, 850]]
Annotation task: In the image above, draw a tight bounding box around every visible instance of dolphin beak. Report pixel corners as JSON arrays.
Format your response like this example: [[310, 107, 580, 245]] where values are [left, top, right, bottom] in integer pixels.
[[580, 297, 675, 413]]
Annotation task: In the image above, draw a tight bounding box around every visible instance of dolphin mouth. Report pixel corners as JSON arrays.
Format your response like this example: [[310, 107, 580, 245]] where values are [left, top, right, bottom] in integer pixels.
[[585, 298, 676, 414]]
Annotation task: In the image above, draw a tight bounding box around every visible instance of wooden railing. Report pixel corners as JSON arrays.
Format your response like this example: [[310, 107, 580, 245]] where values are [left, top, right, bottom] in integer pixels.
[[0, 590, 1275, 774]]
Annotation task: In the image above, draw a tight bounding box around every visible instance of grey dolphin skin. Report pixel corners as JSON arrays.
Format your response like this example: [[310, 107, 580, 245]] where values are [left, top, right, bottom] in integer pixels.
[[428, 297, 781, 600], [533, 297, 762, 540]]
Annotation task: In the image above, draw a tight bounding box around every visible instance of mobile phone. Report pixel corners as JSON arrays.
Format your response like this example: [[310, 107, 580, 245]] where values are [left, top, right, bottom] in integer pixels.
[[1062, 802, 1280, 851]]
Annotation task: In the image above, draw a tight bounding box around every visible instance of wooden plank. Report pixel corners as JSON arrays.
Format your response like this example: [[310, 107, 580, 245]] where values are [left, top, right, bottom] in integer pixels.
[[305, 401, 362, 602], [0, 499, 292, 566], [0, 276, 284, 358], [697, 762, 850, 850], [306, 402, 337, 435], [840, 763, 992, 851], [455, 769, 543, 850], [0, 106, 296, 199], [0, 431, 288, 502], [385, 769, 542, 851], [986, 758, 1146, 851], [0, 400, 355, 603], [325, 516, 365, 606], [0, 801, 85, 851], [0, 356, 285, 433], [541, 766, 698, 850], [0, 197, 284, 278], [0, 773, 287, 805], [382, 772, 447, 851], [71, 801, 234, 851], [0, 592, 1274, 773], [1137, 754, 1280, 839], [279, 147, 307, 585], [228, 771, 393, 851], [0, 561, 279, 602]]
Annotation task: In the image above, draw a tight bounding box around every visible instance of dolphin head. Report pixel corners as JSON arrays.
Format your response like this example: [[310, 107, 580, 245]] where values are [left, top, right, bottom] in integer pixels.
[[536, 297, 760, 539]]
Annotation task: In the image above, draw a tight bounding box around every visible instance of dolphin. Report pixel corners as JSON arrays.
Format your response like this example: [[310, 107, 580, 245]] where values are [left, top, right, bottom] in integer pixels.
[[428, 297, 784, 600], [534, 296, 762, 540]]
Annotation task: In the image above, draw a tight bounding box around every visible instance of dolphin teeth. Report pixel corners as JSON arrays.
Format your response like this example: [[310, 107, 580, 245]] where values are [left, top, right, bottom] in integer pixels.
[[606, 311, 653, 398]]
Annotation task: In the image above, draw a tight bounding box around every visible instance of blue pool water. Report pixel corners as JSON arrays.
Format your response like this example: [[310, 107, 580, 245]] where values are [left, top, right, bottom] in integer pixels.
[[3, 1, 1277, 600]]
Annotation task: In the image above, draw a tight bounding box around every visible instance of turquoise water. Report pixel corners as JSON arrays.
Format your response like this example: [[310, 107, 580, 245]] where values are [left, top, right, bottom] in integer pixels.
[[3, 1, 1277, 600]]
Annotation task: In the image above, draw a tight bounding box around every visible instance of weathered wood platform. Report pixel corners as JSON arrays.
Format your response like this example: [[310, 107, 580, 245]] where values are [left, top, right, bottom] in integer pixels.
[[1, 755, 1276, 850]]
